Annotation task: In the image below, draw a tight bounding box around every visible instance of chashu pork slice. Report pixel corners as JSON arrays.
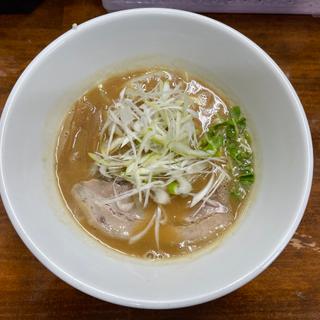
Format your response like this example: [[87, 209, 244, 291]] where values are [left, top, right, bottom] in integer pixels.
[[72, 179, 143, 239], [176, 207, 233, 243], [175, 181, 233, 243]]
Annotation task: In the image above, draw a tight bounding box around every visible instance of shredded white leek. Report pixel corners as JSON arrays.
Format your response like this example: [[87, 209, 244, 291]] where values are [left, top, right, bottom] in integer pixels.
[[154, 206, 162, 249], [128, 210, 156, 245], [91, 70, 229, 211]]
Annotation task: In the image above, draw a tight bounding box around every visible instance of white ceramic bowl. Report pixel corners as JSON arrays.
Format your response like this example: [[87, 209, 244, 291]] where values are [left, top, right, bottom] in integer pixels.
[[0, 9, 313, 309]]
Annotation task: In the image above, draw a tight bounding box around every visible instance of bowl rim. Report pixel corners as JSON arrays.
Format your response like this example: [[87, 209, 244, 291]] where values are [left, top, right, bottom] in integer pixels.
[[0, 8, 313, 309]]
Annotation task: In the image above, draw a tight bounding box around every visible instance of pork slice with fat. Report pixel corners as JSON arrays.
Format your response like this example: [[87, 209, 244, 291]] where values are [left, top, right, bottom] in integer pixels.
[[176, 207, 233, 243], [72, 179, 143, 239]]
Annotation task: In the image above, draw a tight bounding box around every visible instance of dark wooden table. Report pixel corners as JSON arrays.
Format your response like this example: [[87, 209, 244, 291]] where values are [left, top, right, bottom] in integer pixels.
[[0, 1, 319, 319]]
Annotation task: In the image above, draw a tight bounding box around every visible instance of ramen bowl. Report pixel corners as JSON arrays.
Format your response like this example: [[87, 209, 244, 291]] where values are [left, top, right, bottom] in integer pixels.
[[0, 9, 313, 309]]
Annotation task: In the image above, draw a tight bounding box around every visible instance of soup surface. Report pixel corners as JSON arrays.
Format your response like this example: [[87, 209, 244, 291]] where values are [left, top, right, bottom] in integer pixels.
[[56, 68, 254, 259]]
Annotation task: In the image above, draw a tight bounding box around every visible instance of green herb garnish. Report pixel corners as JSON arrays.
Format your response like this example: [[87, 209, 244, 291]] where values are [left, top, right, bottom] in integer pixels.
[[203, 106, 254, 199]]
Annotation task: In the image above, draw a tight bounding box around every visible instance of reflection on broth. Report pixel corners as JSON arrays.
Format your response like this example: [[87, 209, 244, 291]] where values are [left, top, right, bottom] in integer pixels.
[[56, 68, 254, 259]]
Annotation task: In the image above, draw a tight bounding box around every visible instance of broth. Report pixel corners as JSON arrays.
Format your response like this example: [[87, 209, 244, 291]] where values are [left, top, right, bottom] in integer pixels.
[[56, 68, 254, 259]]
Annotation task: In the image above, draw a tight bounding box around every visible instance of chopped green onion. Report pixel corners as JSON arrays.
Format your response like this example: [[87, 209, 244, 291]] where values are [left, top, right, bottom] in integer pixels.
[[167, 181, 178, 195]]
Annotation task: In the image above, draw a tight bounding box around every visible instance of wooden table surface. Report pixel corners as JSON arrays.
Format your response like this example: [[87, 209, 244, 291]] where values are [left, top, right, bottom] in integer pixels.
[[0, 1, 319, 319]]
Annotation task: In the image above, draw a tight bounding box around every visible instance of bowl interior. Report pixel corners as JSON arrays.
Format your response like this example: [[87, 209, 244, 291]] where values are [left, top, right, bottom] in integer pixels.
[[0, 9, 312, 308]]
